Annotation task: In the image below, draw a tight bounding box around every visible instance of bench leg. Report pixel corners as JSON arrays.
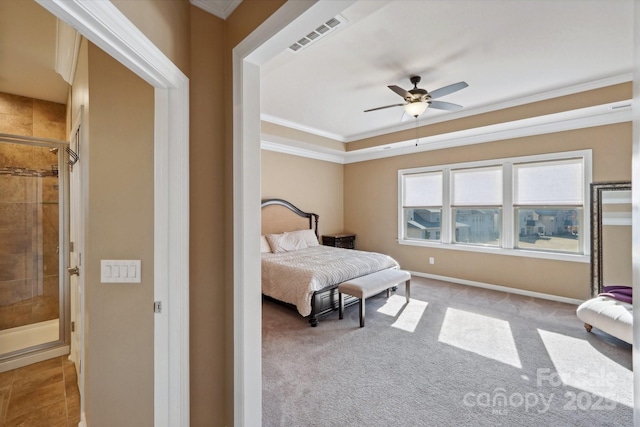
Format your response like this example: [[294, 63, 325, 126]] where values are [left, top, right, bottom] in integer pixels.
[[405, 279, 410, 303], [584, 323, 592, 333], [339, 292, 344, 319], [359, 298, 365, 327]]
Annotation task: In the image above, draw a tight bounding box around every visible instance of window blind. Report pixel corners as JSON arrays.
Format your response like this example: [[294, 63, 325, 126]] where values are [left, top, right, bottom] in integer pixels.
[[403, 172, 442, 207], [514, 159, 583, 205], [451, 166, 502, 206]]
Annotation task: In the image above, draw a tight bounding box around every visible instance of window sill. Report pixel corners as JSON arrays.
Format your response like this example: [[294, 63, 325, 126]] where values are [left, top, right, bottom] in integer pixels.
[[397, 239, 589, 263]]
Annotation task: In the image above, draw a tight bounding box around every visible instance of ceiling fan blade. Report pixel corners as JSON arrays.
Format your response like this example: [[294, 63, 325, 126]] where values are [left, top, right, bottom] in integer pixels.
[[388, 85, 411, 99], [429, 81, 468, 99], [429, 100, 463, 111], [364, 103, 405, 113]]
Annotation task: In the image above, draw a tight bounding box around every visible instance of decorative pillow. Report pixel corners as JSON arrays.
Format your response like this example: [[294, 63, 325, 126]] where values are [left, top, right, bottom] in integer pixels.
[[260, 235, 272, 253], [266, 232, 308, 253], [284, 229, 319, 247]]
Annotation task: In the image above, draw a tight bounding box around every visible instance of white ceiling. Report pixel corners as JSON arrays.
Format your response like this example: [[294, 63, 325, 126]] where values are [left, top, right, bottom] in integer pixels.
[[1, 0, 633, 146], [260, 0, 634, 142]]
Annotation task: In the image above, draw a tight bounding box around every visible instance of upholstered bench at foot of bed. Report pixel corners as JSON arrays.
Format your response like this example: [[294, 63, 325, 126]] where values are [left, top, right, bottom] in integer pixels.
[[338, 269, 411, 327], [576, 296, 633, 344]]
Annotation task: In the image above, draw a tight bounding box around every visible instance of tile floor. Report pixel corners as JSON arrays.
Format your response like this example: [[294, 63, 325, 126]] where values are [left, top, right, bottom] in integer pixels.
[[0, 356, 80, 426]]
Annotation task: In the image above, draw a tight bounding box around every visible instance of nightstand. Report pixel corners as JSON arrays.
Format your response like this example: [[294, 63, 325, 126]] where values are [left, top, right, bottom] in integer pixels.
[[322, 233, 356, 249]]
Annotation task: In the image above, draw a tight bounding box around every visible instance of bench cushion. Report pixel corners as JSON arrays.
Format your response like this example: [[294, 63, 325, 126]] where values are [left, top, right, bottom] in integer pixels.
[[576, 296, 633, 344], [339, 269, 410, 299]]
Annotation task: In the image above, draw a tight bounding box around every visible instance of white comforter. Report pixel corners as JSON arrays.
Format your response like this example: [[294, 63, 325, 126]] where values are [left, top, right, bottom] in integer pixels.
[[261, 245, 400, 316]]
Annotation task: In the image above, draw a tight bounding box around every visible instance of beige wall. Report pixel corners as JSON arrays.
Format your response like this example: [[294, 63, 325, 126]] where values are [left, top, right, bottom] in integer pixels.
[[261, 150, 344, 236], [111, 0, 191, 74], [344, 123, 632, 301], [73, 41, 156, 425], [188, 5, 228, 425]]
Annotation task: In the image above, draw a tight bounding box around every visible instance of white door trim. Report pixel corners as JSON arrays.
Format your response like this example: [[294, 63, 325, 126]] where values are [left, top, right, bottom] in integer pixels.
[[34, 1, 190, 426], [232, 1, 354, 424], [68, 106, 84, 410]]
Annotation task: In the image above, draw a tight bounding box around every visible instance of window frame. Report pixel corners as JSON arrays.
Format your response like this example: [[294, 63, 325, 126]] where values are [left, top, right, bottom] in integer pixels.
[[397, 150, 592, 263]]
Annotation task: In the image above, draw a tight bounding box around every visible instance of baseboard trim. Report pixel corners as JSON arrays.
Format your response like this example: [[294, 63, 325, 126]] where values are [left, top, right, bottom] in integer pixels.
[[409, 271, 584, 305]]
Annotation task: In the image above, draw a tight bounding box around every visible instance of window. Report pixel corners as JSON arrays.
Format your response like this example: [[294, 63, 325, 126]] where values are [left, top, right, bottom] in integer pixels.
[[451, 166, 502, 246], [513, 159, 584, 253], [401, 172, 442, 241], [398, 150, 591, 260]]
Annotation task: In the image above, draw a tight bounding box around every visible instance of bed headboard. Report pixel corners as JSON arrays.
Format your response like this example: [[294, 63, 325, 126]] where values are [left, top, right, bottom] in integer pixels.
[[261, 199, 319, 237]]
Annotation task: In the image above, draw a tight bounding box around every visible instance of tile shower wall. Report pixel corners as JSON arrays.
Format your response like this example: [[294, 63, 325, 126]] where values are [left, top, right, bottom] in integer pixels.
[[0, 92, 66, 332]]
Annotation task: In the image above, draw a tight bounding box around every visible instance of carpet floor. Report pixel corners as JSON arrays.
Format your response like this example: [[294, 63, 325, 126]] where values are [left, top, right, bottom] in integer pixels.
[[262, 276, 632, 426]]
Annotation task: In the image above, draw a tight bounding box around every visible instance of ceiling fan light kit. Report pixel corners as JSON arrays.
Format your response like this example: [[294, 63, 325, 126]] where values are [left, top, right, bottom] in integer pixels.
[[365, 75, 468, 119], [404, 101, 428, 117]]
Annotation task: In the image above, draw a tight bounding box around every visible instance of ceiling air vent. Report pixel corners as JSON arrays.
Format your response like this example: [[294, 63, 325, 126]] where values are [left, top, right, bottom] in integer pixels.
[[288, 15, 347, 53]]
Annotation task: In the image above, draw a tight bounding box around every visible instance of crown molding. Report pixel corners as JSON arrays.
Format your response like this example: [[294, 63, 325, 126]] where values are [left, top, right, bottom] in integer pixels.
[[262, 101, 632, 164], [344, 100, 631, 164], [261, 140, 345, 164], [261, 73, 632, 143], [260, 113, 348, 142], [190, 0, 242, 19]]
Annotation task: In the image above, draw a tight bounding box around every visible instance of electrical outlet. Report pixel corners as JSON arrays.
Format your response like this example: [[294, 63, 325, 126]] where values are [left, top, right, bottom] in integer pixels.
[[429, 257, 435, 265]]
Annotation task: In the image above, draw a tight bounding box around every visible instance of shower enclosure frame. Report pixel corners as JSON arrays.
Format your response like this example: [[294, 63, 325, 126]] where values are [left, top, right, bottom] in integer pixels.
[[0, 132, 71, 369]]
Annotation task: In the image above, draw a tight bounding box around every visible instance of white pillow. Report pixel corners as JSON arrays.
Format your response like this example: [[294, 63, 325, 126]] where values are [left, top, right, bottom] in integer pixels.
[[260, 235, 272, 253], [266, 232, 308, 253], [284, 229, 319, 247]]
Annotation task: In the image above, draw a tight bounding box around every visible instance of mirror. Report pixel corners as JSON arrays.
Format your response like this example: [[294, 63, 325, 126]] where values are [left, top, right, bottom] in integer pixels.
[[590, 181, 632, 296]]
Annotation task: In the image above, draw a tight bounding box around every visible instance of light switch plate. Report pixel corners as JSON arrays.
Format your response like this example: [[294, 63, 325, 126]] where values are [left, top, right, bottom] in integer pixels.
[[101, 260, 141, 283]]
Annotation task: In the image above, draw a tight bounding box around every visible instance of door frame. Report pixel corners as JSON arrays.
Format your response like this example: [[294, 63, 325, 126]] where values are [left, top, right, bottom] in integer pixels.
[[232, 1, 354, 424], [35, 1, 189, 426]]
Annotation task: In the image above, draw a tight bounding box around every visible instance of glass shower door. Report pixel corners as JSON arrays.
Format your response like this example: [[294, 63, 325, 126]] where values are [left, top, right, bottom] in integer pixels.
[[0, 140, 67, 358]]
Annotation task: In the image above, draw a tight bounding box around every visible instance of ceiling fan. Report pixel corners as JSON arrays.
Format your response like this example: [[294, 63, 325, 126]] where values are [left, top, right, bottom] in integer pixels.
[[365, 76, 468, 118]]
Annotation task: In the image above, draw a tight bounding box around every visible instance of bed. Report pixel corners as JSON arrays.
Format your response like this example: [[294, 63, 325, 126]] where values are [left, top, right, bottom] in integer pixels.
[[261, 198, 400, 326]]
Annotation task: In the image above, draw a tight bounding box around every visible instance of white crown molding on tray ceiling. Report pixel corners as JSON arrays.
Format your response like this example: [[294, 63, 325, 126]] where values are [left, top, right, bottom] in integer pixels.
[[261, 73, 632, 144], [261, 100, 632, 165], [190, 0, 242, 20]]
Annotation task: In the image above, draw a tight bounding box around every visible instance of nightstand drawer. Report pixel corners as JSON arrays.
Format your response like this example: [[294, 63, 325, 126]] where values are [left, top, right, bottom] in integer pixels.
[[322, 234, 356, 249]]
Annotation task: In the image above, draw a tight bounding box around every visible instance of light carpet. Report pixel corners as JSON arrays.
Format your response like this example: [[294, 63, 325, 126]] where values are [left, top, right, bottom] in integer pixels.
[[262, 276, 632, 426]]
